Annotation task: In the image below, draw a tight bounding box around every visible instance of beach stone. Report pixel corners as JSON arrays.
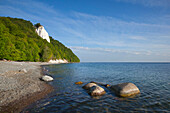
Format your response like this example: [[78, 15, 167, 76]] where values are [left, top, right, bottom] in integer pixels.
[[41, 75, 53, 82], [75, 81, 83, 85], [111, 82, 140, 97], [83, 83, 106, 96], [19, 69, 27, 73]]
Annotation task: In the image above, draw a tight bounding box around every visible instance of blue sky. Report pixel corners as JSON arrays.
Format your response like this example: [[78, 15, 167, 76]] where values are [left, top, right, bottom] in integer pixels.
[[0, 0, 170, 62]]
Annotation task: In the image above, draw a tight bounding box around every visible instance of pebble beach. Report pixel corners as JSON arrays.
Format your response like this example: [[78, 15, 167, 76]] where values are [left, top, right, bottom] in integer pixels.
[[0, 61, 53, 112]]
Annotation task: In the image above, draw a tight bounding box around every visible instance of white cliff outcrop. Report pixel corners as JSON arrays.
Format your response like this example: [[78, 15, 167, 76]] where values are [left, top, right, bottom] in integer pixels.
[[36, 26, 50, 43], [48, 59, 68, 64]]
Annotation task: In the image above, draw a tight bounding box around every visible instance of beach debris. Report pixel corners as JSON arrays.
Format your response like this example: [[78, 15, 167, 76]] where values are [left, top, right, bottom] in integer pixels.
[[75, 81, 83, 85], [19, 69, 27, 73], [41, 75, 54, 82], [83, 83, 106, 96], [110, 82, 140, 97]]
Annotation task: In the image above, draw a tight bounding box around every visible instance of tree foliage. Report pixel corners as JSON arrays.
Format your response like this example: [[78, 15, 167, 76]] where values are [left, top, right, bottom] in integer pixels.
[[0, 17, 80, 62], [34, 23, 41, 28]]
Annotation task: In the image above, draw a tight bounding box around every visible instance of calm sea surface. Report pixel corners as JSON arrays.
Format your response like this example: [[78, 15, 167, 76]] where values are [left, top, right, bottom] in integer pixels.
[[24, 63, 170, 112]]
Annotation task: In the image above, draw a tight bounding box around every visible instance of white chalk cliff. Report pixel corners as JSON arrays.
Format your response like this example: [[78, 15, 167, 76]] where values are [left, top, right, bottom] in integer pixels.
[[49, 59, 68, 63], [36, 26, 50, 43]]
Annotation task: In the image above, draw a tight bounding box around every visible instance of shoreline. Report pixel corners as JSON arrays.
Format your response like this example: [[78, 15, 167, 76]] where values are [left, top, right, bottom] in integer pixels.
[[0, 61, 57, 113]]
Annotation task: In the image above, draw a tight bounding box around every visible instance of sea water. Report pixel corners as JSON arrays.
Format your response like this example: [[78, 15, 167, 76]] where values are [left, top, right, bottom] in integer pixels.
[[24, 63, 170, 112]]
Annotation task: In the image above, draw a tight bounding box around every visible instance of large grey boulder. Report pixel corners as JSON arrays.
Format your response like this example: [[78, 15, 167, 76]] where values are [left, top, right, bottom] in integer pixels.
[[111, 83, 140, 97], [83, 83, 106, 96], [41, 75, 53, 82]]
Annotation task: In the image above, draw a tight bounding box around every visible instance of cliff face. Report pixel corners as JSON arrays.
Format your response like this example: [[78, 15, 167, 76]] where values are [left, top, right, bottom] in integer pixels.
[[0, 17, 80, 62], [36, 26, 50, 43]]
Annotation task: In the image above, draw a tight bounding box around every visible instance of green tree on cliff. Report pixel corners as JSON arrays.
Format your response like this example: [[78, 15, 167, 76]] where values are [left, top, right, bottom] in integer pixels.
[[0, 17, 80, 62]]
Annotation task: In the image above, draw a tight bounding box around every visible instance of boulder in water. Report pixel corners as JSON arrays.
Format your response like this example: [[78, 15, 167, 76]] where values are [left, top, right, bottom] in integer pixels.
[[111, 82, 140, 97], [83, 83, 106, 96], [82, 83, 98, 89], [90, 86, 106, 96], [41, 75, 53, 82], [90, 81, 111, 88]]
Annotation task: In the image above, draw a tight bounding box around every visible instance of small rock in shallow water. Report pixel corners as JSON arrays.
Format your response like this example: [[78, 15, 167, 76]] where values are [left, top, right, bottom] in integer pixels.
[[105, 84, 111, 87], [110, 82, 140, 97], [41, 75, 54, 82], [75, 81, 83, 85]]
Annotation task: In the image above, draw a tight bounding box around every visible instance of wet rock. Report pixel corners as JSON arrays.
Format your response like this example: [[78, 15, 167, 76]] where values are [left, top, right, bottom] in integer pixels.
[[75, 81, 83, 85], [90, 86, 106, 96], [90, 81, 110, 88], [111, 82, 140, 97], [105, 84, 111, 87], [83, 83, 106, 96], [82, 83, 98, 89], [41, 75, 53, 82]]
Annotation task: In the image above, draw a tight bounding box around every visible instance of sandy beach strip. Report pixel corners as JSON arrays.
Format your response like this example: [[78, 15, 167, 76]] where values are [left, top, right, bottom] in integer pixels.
[[0, 61, 54, 113]]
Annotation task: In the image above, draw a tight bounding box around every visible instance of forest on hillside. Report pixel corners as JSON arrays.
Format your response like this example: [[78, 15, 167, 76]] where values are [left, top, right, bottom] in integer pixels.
[[0, 17, 80, 62]]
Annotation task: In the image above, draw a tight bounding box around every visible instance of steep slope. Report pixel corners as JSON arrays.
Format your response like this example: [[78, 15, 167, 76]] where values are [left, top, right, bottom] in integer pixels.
[[0, 17, 80, 62]]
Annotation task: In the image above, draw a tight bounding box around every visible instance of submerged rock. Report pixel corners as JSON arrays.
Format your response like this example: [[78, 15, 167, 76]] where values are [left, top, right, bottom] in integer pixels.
[[41, 75, 53, 82], [111, 82, 140, 97], [83, 83, 106, 96], [75, 81, 83, 85]]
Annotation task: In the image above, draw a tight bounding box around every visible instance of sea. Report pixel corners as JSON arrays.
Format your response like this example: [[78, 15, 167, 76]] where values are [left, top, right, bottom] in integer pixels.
[[24, 62, 170, 112]]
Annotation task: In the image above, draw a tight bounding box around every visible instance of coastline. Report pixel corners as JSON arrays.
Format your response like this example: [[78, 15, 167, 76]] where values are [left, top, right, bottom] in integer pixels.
[[0, 61, 57, 113]]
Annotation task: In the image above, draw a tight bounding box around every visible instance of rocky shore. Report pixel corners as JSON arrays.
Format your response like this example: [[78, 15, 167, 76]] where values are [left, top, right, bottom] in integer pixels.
[[0, 61, 54, 113]]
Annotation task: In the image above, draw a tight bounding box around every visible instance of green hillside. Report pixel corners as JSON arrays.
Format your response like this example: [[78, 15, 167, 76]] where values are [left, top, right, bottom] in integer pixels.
[[0, 17, 80, 62]]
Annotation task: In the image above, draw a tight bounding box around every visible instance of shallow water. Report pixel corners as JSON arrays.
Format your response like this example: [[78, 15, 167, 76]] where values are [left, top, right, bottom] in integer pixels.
[[24, 63, 170, 112]]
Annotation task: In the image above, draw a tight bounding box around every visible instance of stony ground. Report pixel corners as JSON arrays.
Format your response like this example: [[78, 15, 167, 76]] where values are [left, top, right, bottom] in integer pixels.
[[0, 61, 53, 112]]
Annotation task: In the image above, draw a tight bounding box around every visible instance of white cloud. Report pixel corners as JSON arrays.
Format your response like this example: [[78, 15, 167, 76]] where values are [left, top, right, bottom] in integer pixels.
[[70, 46, 153, 55], [116, 0, 170, 7], [1, 0, 170, 61], [128, 36, 146, 40]]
